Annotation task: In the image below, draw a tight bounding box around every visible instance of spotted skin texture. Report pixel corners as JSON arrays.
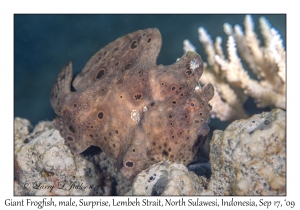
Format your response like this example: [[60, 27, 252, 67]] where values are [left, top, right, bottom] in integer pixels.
[[50, 28, 214, 180]]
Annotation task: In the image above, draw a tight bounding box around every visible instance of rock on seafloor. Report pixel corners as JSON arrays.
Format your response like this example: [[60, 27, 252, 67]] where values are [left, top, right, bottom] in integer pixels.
[[14, 118, 130, 196], [207, 108, 286, 195], [128, 108, 286, 195], [125, 161, 209, 196]]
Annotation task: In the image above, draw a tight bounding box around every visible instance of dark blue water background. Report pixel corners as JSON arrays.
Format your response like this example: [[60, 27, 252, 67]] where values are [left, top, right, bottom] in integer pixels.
[[14, 14, 286, 131]]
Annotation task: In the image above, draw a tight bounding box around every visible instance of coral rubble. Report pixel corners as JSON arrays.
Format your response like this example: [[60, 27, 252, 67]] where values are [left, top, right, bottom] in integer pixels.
[[50, 28, 214, 180], [128, 108, 286, 195], [14, 118, 130, 196], [184, 15, 285, 121]]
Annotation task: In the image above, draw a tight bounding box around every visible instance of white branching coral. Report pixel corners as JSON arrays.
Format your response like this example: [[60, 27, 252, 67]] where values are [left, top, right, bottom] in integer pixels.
[[184, 15, 285, 121]]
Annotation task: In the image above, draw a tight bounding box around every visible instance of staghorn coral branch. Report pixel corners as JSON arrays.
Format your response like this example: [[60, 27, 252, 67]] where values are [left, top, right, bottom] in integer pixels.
[[183, 39, 196, 53], [183, 15, 286, 121], [216, 34, 286, 109], [224, 22, 262, 82], [231, 15, 285, 93], [244, 15, 263, 64], [269, 28, 286, 84], [214, 37, 224, 60], [259, 17, 274, 47], [198, 27, 216, 68]]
